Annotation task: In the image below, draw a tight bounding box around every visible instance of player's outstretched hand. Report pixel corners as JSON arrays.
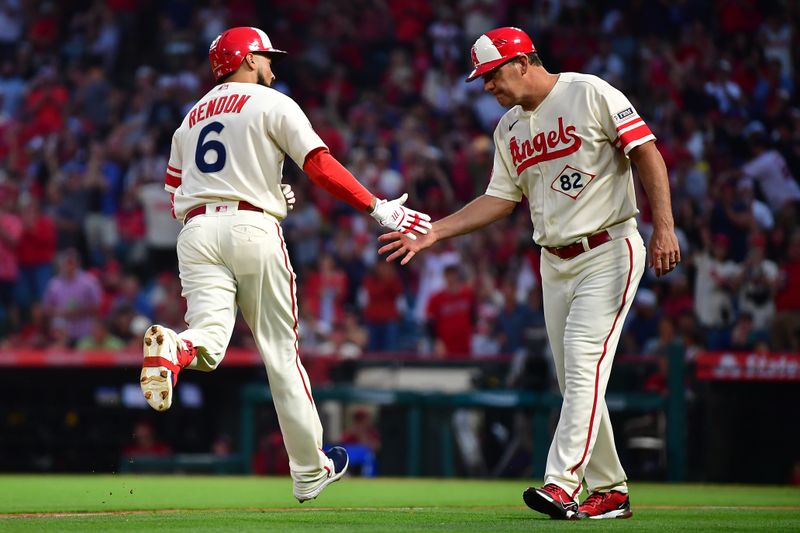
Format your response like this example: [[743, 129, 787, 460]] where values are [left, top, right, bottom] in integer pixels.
[[649, 226, 681, 278], [369, 193, 432, 241], [378, 228, 436, 265], [281, 183, 296, 210]]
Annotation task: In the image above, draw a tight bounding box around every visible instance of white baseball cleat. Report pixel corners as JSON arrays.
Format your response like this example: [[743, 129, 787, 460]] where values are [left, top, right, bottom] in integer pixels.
[[293, 446, 349, 503], [140, 325, 196, 412]]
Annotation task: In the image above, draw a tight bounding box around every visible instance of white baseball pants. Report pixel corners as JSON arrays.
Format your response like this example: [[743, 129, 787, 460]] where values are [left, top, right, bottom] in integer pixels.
[[540, 231, 645, 500], [174, 204, 332, 486]]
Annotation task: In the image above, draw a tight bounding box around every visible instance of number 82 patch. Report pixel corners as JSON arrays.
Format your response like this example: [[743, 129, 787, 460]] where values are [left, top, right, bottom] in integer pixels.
[[550, 164, 596, 200]]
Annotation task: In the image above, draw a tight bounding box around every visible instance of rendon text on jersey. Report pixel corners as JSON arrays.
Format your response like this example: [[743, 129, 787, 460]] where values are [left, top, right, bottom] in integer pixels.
[[188, 94, 252, 128]]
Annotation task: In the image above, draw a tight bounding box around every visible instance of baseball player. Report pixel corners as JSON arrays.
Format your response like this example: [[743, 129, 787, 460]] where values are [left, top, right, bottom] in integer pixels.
[[379, 27, 680, 519], [139, 26, 431, 503]]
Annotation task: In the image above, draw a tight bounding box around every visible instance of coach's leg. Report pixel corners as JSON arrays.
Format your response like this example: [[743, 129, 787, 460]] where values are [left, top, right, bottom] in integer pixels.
[[231, 215, 329, 484], [176, 221, 238, 370], [541, 256, 569, 394], [583, 235, 644, 494], [583, 401, 628, 493], [545, 236, 644, 501], [540, 252, 571, 488]]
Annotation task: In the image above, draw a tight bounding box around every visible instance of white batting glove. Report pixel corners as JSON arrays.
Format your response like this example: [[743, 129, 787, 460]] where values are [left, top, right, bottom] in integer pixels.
[[369, 193, 432, 240], [281, 183, 296, 210]]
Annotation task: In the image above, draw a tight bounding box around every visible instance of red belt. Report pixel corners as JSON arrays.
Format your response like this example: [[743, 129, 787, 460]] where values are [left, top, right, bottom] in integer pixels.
[[544, 230, 612, 260], [184, 201, 263, 223]]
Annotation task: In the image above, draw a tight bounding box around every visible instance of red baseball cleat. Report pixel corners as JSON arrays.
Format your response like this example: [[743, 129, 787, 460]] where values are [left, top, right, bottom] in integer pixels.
[[576, 490, 633, 519], [140, 325, 197, 411], [523, 483, 579, 519]]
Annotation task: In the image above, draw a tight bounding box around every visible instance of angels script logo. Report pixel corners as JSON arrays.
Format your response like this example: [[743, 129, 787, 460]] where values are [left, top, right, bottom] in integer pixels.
[[510, 117, 581, 175]]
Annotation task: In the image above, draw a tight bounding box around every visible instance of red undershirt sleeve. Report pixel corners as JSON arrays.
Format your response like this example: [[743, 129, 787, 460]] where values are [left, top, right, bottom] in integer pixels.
[[303, 147, 374, 212]]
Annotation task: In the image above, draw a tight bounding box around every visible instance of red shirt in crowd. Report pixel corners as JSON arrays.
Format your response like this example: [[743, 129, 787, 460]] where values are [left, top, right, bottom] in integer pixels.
[[25, 84, 69, 136], [775, 259, 800, 311], [662, 292, 694, 319], [362, 267, 403, 324], [427, 285, 475, 357], [0, 212, 22, 281], [17, 213, 56, 267], [304, 266, 348, 324]]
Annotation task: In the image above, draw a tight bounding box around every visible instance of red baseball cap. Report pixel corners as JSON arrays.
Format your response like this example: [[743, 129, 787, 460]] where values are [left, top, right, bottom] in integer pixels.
[[466, 27, 536, 82]]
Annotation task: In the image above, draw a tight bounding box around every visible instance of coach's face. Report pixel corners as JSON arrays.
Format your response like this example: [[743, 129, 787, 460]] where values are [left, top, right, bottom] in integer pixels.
[[481, 57, 525, 107]]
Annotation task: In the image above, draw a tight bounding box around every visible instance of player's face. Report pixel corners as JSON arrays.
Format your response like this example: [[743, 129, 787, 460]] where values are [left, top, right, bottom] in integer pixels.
[[481, 59, 523, 107], [254, 54, 276, 88]]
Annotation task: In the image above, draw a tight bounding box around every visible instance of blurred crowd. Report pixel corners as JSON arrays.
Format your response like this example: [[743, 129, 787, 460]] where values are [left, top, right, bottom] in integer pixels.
[[0, 0, 799, 369]]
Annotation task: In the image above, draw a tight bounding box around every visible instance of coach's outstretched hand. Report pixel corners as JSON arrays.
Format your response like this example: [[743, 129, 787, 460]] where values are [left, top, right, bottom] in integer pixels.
[[378, 227, 437, 265], [369, 193, 432, 241]]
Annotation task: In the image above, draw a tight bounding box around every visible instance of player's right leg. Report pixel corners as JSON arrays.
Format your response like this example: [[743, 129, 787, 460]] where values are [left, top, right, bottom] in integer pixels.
[[140, 324, 197, 411], [140, 217, 237, 411]]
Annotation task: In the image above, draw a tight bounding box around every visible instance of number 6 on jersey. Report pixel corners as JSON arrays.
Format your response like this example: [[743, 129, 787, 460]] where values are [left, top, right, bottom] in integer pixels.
[[195, 121, 226, 172]]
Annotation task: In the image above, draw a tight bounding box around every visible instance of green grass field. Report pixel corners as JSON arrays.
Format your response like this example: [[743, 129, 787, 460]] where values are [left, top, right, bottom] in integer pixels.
[[0, 476, 798, 532]]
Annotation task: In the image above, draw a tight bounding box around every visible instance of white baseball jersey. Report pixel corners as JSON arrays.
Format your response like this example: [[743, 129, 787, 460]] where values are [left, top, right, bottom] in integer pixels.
[[164, 82, 326, 221], [485, 72, 655, 247]]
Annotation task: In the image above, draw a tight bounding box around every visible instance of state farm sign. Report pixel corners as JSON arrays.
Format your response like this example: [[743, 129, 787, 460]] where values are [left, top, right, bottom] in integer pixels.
[[696, 352, 800, 381]]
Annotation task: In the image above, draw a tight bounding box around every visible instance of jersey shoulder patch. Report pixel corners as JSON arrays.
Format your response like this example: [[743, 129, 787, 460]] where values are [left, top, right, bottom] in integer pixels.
[[613, 107, 635, 122], [612, 106, 640, 126]]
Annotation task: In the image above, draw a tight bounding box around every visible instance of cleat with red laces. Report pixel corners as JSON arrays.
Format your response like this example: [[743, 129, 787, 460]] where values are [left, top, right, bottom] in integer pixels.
[[140, 325, 197, 412], [576, 490, 632, 520], [523, 483, 579, 519]]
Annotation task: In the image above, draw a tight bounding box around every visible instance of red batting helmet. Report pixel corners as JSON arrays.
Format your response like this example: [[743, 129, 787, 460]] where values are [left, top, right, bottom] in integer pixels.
[[466, 27, 536, 82], [208, 27, 287, 81]]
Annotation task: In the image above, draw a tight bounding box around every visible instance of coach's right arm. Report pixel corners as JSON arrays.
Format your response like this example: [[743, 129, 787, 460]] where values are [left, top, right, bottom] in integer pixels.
[[379, 194, 516, 264]]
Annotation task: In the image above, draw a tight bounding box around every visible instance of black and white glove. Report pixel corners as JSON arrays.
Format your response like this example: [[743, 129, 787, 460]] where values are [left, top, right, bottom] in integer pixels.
[[369, 193, 432, 240], [281, 183, 296, 210]]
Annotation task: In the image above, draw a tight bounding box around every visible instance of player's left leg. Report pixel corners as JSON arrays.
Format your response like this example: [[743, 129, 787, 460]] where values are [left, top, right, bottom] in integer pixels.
[[229, 213, 345, 501]]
